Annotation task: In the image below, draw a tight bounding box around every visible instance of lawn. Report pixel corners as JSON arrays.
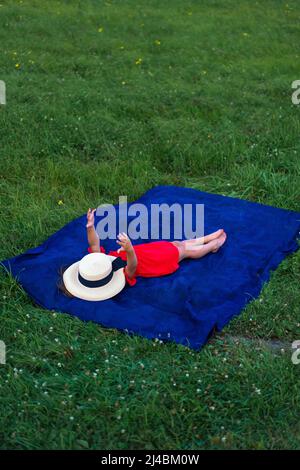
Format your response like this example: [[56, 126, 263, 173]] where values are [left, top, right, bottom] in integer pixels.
[[0, 0, 300, 450]]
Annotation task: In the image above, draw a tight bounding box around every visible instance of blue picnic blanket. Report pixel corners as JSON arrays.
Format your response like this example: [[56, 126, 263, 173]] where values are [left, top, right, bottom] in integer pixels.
[[2, 186, 300, 350]]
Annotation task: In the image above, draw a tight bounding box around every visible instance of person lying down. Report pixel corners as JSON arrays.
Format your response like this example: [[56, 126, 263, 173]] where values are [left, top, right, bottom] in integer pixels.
[[59, 208, 227, 301]]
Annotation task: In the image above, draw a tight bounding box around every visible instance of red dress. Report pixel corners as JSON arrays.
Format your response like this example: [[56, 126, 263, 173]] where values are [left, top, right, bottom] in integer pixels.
[[88, 241, 180, 286]]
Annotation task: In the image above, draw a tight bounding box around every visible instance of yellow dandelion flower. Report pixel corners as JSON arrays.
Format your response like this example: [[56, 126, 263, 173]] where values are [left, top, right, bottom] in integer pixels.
[[135, 58, 142, 65], [58, 200, 64, 205], [15, 63, 20, 68], [98, 27, 104, 33], [154, 39, 161, 46]]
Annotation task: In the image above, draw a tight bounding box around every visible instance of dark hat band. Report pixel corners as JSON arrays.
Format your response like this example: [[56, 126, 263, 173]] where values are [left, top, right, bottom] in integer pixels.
[[78, 257, 127, 289]]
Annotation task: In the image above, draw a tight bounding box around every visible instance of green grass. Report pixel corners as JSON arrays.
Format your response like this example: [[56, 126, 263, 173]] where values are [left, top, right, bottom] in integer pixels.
[[0, 0, 300, 450]]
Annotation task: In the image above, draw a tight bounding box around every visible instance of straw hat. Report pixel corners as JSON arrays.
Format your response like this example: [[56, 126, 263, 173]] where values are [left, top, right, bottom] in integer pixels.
[[63, 253, 126, 301]]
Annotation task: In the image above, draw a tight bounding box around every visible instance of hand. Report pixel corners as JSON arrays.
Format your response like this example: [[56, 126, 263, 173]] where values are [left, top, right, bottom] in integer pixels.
[[86, 208, 96, 228], [116, 232, 133, 253]]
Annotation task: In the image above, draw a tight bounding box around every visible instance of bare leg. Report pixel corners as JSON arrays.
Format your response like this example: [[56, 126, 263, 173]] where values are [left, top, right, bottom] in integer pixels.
[[184, 229, 224, 247], [173, 232, 227, 261]]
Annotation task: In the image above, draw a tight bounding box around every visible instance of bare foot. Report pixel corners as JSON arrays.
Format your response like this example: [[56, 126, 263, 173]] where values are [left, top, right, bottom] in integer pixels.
[[185, 228, 224, 247], [209, 228, 224, 242], [212, 232, 227, 253]]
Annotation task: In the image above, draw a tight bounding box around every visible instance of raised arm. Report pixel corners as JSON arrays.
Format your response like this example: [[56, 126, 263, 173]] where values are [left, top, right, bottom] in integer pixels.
[[86, 208, 100, 253], [117, 232, 137, 279]]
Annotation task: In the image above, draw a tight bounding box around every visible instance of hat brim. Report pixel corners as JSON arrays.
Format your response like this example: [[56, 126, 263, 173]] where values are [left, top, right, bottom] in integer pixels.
[[63, 256, 125, 301]]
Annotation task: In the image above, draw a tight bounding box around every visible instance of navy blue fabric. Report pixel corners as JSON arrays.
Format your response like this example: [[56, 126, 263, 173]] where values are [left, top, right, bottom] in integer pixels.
[[2, 185, 300, 350]]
